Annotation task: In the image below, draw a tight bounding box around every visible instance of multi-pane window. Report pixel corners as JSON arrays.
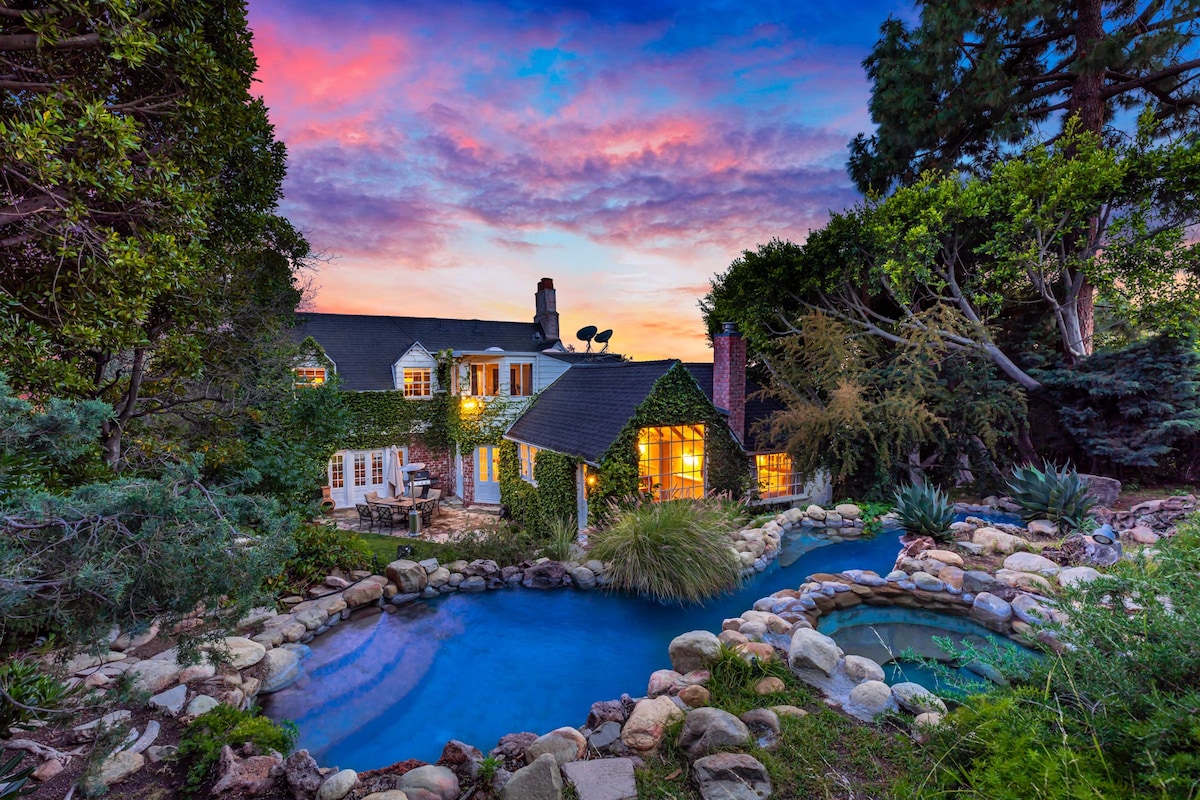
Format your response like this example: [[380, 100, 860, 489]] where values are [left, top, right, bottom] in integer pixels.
[[518, 443, 540, 483], [294, 367, 326, 387], [470, 363, 500, 396], [403, 368, 432, 397], [353, 453, 367, 487], [371, 451, 384, 485], [477, 446, 500, 483], [330, 454, 344, 489], [756, 453, 801, 499], [510, 363, 533, 396], [637, 424, 705, 501]]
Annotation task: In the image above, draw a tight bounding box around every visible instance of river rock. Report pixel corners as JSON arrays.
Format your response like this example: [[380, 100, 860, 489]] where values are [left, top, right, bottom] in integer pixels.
[[185, 693, 219, 718], [679, 684, 711, 707], [892, 682, 947, 714], [806, 504, 827, 520], [317, 769, 358, 800], [386, 560, 429, 594], [924, 549, 964, 568], [126, 658, 182, 694], [1058, 566, 1102, 587], [972, 527, 1028, 554], [789, 628, 842, 676], [526, 727, 586, 766], [205, 636, 267, 670], [912, 571, 944, 591], [1011, 593, 1055, 626], [971, 592, 1013, 623], [835, 503, 861, 520], [678, 707, 750, 760], [562, 757, 637, 800], [668, 630, 721, 673], [1003, 552, 1061, 575], [394, 765, 459, 800], [343, 581, 383, 607], [523, 561, 566, 589], [260, 646, 302, 694], [622, 696, 685, 753], [586, 700, 628, 728], [587, 721, 623, 753], [570, 566, 597, 590], [1026, 519, 1059, 537], [962, 570, 1006, 595], [692, 752, 771, 800], [362, 793, 411, 800], [501, 753, 562, 800], [648, 669, 682, 697], [843, 654, 885, 683], [912, 711, 945, 744], [753, 676, 786, 695], [460, 576, 487, 592], [848, 680, 896, 718]]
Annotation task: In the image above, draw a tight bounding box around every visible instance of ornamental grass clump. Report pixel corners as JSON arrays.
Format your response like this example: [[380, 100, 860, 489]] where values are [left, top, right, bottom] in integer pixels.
[[588, 498, 744, 604]]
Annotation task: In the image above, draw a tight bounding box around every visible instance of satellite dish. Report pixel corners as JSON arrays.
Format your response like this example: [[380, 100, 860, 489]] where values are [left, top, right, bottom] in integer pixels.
[[594, 329, 612, 344], [576, 325, 598, 342]]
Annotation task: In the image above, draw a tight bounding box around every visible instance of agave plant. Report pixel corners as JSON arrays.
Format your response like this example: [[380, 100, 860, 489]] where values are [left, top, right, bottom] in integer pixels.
[[1006, 460, 1096, 530], [893, 481, 955, 542]]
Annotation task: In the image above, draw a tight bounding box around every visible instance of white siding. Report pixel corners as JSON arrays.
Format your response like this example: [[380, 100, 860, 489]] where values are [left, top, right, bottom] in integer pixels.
[[392, 343, 439, 394]]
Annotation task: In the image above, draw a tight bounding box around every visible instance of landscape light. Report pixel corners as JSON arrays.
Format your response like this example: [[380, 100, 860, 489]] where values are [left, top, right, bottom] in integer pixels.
[[1091, 524, 1116, 546]]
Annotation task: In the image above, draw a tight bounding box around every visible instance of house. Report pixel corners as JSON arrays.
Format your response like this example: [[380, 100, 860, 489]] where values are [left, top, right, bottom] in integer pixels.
[[292, 278, 580, 509], [503, 323, 830, 527]]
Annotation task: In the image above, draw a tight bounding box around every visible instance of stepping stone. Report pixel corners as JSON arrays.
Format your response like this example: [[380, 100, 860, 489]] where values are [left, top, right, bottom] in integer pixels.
[[562, 758, 637, 800]]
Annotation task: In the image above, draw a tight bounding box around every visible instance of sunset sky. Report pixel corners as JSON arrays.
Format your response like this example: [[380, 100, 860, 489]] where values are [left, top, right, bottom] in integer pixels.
[[246, 0, 913, 360]]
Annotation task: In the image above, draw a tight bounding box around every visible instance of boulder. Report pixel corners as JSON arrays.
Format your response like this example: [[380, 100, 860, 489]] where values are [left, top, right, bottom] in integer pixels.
[[805, 504, 827, 520], [587, 721, 624, 753], [692, 752, 771, 800], [362, 793, 411, 800], [1058, 566, 1102, 588], [995, 569, 1054, 594], [283, 750, 324, 800], [668, 630, 721, 673], [971, 592, 1013, 623], [491, 732, 539, 771], [678, 707, 750, 760], [586, 700, 628, 729], [739, 708, 780, 738], [500, 753, 562, 800], [148, 684, 188, 716], [561, 757, 637, 800], [394, 765, 459, 800], [426, 567, 451, 589], [788, 628, 842, 676], [911, 711, 945, 745], [83, 751, 144, 794], [892, 682, 947, 715], [1011, 593, 1055, 626], [32, 759, 63, 782], [962, 570, 1007, 595], [211, 745, 281, 796], [260, 647, 302, 694], [186, 694, 219, 717], [1080, 474, 1121, 507], [203, 636, 267, 670], [386, 560, 429, 594], [126, 658, 183, 694], [1003, 552, 1061, 575], [317, 769, 358, 800], [526, 727, 586, 766], [679, 684, 711, 708], [972, 527, 1029, 554], [342, 581, 383, 607], [848, 680, 896, 718], [621, 696, 685, 753], [912, 571, 945, 592], [753, 676, 786, 695], [459, 576, 487, 592], [437, 740, 484, 781], [924, 549, 964, 568], [1026, 519, 1059, 537], [648, 669, 683, 697], [523, 561, 567, 589], [570, 566, 597, 590], [835, 503, 862, 520], [843, 654, 885, 683]]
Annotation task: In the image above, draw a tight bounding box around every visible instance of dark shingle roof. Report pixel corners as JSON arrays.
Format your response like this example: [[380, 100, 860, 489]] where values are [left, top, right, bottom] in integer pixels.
[[292, 313, 553, 391], [683, 363, 786, 453], [505, 360, 679, 462]]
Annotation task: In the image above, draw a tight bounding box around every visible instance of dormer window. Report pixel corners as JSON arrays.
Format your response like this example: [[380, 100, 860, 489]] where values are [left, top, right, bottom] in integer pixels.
[[403, 368, 432, 398], [294, 367, 327, 387]]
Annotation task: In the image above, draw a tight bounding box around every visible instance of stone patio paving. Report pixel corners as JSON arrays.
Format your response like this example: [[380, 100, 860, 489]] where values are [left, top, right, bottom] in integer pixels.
[[325, 500, 502, 543]]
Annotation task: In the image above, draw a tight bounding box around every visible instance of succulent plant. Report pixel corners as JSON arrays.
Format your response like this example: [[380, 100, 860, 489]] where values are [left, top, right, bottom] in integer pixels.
[[893, 481, 955, 542], [1006, 460, 1096, 530]]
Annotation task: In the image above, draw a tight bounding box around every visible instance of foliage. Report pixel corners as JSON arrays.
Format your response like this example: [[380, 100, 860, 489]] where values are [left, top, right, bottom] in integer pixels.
[[354, 528, 543, 569], [497, 440, 580, 539], [0, 461, 295, 650], [922, 516, 1200, 798], [1035, 336, 1200, 478], [339, 389, 451, 453], [542, 516, 578, 562], [264, 523, 371, 596], [849, 0, 1200, 195], [847, 499, 893, 536], [0, 658, 81, 739], [589, 498, 743, 604], [0, 754, 33, 800], [1006, 461, 1097, 529], [477, 755, 502, 787], [589, 363, 751, 523], [177, 704, 297, 797], [893, 481, 955, 542], [0, 0, 310, 469]]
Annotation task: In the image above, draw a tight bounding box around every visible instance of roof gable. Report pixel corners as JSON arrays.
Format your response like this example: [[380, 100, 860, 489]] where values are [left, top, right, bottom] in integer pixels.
[[683, 363, 786, 453]]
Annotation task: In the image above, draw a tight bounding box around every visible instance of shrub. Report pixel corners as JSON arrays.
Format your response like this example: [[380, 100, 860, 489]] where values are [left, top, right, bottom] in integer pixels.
[[0, 754, 33, 800], [893, 481, 954, 541], [0, 658, 81, 737], [1006, 461, 1096, 530], [176, 705, 297, 796], [588, 498, 743, 604], [264, 523, 371, 595], [542, 516, 577, 562]]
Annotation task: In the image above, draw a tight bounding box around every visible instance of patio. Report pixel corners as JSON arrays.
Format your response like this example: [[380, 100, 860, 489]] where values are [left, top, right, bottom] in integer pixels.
[[326, 502, 502, 544]]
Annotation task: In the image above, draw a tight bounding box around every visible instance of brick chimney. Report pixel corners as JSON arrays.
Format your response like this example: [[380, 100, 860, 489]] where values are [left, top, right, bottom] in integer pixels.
[[713, 321, 746, 442], [534, 277, 559, 344]]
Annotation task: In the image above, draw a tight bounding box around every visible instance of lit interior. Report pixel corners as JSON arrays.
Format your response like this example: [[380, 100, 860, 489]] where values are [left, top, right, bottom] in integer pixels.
[[755, 452, 801, 499], [637, 424, 705, 501]]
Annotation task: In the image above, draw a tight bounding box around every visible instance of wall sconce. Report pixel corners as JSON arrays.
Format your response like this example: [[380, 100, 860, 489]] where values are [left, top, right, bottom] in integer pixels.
[[462, 398, 478, 412], [586, 475, 597, 487]]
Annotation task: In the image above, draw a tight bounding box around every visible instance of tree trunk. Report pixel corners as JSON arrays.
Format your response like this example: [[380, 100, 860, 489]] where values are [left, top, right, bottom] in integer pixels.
[[1068, 0, 1105, 356]]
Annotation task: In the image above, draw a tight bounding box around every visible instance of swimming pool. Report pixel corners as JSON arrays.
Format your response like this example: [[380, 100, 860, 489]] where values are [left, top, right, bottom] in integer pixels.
[[261, 529, 904, 769]]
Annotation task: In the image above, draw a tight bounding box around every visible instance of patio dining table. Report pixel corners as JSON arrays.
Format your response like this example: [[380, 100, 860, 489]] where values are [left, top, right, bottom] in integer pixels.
[[372, 497, 438, 529]]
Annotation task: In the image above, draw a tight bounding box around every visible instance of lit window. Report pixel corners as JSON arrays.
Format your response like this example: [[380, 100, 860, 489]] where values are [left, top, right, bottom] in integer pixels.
[[372, 451, 384, 485], [518, 443, 539, 483], [510, 363, 533, 396], [756, 453, 801, 499], [330, 454, 344, 489], [403, 368, 432, 397], [637, 424, 705, 501], [470, 363, 500, 396], [294, 367, 326, 387], [353, 453, 367, 487]]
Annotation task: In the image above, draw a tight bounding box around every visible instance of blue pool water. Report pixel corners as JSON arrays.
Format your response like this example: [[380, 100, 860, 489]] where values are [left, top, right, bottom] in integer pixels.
[[262, 529, 903, 769]]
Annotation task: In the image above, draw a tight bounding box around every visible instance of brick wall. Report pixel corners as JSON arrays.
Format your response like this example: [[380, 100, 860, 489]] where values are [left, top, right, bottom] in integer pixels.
[[406, 440, 455, 498], [713, 323, 746, 442]]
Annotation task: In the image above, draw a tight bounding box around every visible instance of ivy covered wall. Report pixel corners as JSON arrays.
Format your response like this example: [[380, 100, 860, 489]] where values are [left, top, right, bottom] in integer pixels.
[[498, 440, 579, 534], [587, 362, 751, 524]]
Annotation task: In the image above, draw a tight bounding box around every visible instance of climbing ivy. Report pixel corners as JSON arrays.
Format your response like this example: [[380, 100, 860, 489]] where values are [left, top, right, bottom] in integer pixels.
[[497, 440, 579, 535], [339, 391, 451, 451], [589, 362, 751, 525]]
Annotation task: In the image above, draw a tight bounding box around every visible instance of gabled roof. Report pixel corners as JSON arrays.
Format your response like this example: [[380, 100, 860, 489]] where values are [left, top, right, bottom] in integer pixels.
[[505, 360, 680, 463], [683, 364, 786, 453], [292, 313, 555, 391]]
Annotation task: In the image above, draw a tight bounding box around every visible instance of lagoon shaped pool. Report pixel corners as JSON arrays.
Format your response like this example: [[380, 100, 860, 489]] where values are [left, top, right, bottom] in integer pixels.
[[262, 529, 903, 769]]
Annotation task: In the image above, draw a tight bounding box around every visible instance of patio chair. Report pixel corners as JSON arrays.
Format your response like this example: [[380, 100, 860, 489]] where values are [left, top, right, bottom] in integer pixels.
[[354, 503, 376, 532], [375, 503, 397, 532], [420, 489, 441, 526], [365, 490, 381, 503], [425, 488, 442, 518]]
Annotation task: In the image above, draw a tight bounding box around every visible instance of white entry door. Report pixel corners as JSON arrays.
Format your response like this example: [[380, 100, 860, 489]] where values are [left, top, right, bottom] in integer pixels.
[[474, 445, 500, 504], [329, 448, 391, 509]]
